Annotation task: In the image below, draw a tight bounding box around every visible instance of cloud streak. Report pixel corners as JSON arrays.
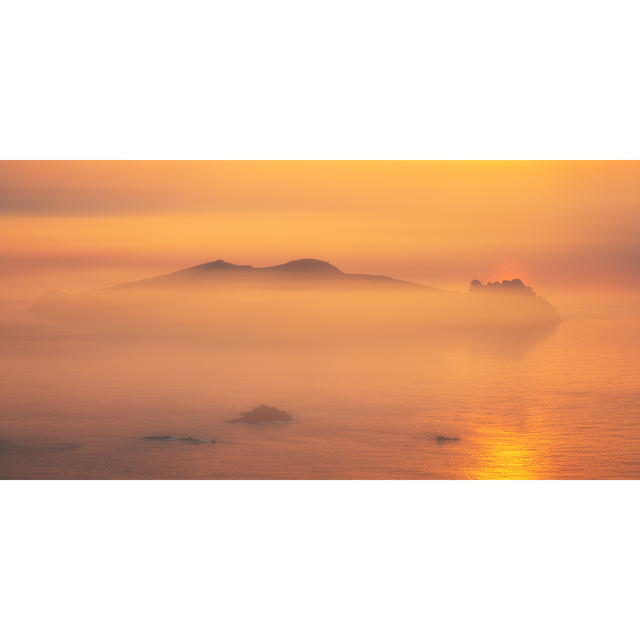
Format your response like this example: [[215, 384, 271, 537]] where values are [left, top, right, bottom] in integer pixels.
[[2, 161, 639, 297]]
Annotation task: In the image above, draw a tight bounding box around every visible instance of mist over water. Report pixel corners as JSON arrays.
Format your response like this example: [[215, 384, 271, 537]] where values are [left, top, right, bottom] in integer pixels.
[[3, 162, 638, 478], [2, 282, 638, 479]]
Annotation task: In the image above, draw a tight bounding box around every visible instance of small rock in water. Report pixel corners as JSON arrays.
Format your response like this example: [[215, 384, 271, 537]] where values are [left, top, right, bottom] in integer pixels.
[[436, 435, 459, 442], [177, 437, 205, 445], [143, 435, 172, 440], [227, 404, 293, 423]]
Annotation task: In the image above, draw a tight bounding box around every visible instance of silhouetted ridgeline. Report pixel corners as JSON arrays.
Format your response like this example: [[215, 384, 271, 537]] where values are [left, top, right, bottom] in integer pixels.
[[469, 278, 537, 295], [104, 258, 436, 292], [30, 259, 561, 335]]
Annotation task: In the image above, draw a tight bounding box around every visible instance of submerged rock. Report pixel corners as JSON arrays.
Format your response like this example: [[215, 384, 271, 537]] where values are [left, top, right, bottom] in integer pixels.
[[227, 404, 293, 423], [142, 436, 215, 444], [436, 435, 459, 442]]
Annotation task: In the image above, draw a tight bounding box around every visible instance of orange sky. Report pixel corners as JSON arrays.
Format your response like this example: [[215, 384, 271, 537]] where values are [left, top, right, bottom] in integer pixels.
[[1, 161, 639, 299]]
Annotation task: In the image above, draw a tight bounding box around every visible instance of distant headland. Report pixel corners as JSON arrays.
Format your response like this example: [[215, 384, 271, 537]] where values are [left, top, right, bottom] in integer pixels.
[[468, 278, 561, 322]]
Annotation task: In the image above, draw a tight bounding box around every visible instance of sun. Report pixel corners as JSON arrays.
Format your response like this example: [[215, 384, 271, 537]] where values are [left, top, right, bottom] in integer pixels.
[[487, 261, 531, 284]]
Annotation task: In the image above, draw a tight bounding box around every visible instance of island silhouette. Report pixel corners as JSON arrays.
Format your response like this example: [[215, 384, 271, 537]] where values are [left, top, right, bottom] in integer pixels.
[[29, 258, 561, 330], [227, 405, 293, 423], [92, 258, 439, 291]]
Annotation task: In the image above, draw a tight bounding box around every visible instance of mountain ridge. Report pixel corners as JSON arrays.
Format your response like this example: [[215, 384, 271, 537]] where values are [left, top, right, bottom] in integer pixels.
[[100, 258, 443, 292]]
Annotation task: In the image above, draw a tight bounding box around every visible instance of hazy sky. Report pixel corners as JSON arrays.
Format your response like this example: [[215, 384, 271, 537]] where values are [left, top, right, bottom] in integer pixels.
[[2, 161, 639, 299]]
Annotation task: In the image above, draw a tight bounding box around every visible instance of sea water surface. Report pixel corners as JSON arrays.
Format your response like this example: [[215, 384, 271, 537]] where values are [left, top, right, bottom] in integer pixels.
[[1, 295, 639, 479]]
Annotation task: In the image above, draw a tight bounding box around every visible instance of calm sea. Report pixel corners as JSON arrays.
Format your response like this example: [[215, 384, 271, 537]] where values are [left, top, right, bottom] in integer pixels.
[[2, 294, 639, 479]]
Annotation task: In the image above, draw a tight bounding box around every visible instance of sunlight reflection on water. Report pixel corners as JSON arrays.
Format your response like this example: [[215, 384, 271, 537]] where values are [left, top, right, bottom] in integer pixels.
[[1, 298, 639, 479]]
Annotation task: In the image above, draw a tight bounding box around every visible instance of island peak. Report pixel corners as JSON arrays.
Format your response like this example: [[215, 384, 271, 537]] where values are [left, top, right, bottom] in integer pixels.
[[264, 259, 341, 274], [193, 260, 252, 270]]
